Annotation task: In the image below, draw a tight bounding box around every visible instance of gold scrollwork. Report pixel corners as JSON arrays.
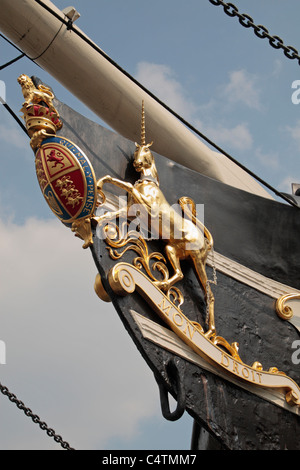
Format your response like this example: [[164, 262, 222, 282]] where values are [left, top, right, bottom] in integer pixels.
[[94, 273, 111, 302], [108, 262, 300, 407], [71, 217, 94, 249], [166, 286, 184, 309], [108, 265, 136, 297], [98, 220, 185, 307], [212, 336, 243, 362], [276, 293, 300, 320], [102, 222, 164, 279]]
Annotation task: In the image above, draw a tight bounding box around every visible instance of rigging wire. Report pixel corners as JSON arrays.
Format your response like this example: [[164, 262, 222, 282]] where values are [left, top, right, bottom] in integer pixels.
[[0, 32, 28, 56], [32, 0, 300, 208], [1, 0, 299, 207], [30, 23, 63, 61], [0, 20, 63, 135], [2, 102, 27, 134], [0, 53, 25, 71]]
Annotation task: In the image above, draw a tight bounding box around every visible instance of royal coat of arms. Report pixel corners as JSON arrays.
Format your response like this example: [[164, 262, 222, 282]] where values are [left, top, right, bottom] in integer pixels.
[[35, 136, 97, 228]]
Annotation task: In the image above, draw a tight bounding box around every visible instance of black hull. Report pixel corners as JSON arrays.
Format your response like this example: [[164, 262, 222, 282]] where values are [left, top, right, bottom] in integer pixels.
[[53, 98, 300, 450]]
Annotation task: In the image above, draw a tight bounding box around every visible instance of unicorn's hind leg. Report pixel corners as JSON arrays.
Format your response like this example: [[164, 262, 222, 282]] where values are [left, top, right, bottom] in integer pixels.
[[154, 244, 184, 291], [190, 250, 216, 339]]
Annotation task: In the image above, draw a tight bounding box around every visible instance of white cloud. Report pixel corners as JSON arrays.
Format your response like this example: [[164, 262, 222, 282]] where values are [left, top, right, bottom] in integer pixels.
[[255, 147, 279, 170], [286, 120, 300, 150], [222, 69, 262, 110], [136, 62, 258, 150], [196, 119, 253, 151], [135, 62, 257, 152], [272, 59, 283, 77], [0, 123, 28, 149], [0, 216, 159, 449], [135, 62, 197, 120], [278, 176, 295, 193]]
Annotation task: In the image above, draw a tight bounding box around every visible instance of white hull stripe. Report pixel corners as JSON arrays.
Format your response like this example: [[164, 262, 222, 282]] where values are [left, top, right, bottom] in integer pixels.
[[208, 251, 300, 332], [131, 309, 300, 415]]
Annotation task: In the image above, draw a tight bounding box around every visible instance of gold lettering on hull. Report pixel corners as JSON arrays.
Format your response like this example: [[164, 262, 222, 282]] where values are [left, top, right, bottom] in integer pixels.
[[108, 262, 300, 408], [220, 352, 263, 384], [157, 297, 197, 341]]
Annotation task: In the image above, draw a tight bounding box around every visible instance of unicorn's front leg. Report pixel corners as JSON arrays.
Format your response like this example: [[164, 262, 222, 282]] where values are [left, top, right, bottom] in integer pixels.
[[97, 175, 114, 191], [97, 175, 134, 193], [94, 206, 128, 227]]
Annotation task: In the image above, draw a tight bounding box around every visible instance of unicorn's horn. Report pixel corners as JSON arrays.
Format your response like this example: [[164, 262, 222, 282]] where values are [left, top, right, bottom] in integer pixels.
[[141, 100, 146, 146]]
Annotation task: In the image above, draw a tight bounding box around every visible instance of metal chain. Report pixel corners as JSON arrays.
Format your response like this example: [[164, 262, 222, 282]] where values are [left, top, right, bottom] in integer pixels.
[[205, 247, 217, 325], [209, 0, 300, 65], [0, 382, 75, 450]]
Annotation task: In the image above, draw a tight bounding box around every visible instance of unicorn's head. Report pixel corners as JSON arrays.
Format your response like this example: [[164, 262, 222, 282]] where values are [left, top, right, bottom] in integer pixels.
[[133, 101, 158, 183]]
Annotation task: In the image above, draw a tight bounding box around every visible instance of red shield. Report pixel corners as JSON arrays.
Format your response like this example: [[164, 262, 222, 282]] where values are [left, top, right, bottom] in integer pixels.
[[35, 136, 97, 226]]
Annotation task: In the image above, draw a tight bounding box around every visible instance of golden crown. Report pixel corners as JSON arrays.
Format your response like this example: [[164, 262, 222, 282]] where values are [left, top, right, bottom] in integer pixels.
[[22, 103, 62, 137], [18, 74, 62, 140]]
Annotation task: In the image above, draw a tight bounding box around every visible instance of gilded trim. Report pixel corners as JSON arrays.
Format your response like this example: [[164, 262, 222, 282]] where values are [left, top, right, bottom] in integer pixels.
[[276, 293, 300, 320], [109, 262, 300, 408]]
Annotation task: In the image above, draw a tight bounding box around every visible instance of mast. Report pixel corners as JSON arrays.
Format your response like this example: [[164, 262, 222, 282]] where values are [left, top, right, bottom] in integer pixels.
[[0, 0, 272, 199]]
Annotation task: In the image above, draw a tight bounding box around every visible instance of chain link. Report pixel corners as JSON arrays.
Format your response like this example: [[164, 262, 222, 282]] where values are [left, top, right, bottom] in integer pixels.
[[0, 382, 75, 450], [209, 0, 300, 65], [205, 247, 218, 325]]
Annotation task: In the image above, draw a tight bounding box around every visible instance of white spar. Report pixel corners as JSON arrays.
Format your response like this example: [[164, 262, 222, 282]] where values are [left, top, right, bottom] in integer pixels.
[[0, 0, 272, 198]]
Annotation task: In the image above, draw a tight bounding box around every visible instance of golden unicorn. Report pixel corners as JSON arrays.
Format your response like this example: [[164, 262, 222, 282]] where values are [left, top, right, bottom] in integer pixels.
[[96, 102, 216, 338]]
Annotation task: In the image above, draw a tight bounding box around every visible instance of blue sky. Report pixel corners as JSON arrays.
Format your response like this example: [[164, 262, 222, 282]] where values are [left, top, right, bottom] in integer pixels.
[[0, 0, 300, 450]]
